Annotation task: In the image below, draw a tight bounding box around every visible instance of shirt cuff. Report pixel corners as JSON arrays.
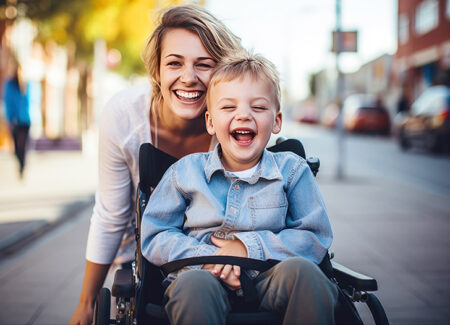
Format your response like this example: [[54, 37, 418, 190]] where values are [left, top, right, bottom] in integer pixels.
[[195, 243, 219, 258], [234, 232, 264, 260]]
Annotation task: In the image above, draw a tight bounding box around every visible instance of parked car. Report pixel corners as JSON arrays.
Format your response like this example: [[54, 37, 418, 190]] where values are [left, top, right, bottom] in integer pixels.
[[292, 100, 319, 124], [398, 85, 450, 153], [342, 94, 391, 135], [320, 102, 339, 129]]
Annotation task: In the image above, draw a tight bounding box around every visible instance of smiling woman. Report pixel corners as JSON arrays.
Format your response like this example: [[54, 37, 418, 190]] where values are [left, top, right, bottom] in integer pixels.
[[158, 28, 215, 124], [69, 5, 243, 325]]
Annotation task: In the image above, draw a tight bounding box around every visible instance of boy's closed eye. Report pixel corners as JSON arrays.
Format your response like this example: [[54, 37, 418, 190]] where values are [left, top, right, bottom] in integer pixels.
[[252, 106, 268, 110], [221, 105, 236, 110]]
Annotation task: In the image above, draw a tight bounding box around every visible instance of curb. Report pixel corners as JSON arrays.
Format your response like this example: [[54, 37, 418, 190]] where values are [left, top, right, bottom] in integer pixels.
[[0, 195, 94, 260]]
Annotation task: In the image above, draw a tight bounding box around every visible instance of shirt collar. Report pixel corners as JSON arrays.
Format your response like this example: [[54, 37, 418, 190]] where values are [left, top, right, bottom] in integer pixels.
[[205, 143, 283, 183]]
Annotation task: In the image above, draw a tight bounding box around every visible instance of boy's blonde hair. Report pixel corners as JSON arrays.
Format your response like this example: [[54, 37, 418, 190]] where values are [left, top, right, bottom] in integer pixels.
[[206, 52, 281, 111], [142, 5, 243, 110]]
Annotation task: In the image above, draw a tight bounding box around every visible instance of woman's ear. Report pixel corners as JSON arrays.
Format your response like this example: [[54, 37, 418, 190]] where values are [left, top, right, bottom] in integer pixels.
[[272, 111, 282, 134], [205, 111, 216, 136]]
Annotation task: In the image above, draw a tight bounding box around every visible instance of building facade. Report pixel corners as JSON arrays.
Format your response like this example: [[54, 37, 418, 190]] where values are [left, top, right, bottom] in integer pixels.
[[396, 0, 450, 102]]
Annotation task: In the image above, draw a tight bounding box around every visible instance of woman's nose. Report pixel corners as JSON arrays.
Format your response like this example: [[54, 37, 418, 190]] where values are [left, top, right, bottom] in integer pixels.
[[180, 65, 197, 84]]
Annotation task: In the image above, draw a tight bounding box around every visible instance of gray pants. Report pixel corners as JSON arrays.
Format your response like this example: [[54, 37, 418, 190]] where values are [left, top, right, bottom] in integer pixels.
[[164, 256, 339, 325]]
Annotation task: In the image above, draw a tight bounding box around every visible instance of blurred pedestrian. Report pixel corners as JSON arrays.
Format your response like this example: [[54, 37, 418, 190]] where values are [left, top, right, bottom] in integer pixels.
[[397, 89, 409, 114], [3, 57, 31, 178]]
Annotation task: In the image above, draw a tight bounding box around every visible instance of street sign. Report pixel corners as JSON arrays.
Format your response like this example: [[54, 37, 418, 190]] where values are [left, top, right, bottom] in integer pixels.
[[332, 30, 358, 53]]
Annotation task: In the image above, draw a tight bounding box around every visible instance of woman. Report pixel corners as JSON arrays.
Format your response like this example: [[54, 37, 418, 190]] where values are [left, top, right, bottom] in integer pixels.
[[70, 5, 242, 324], [3, 58, 31, 178]]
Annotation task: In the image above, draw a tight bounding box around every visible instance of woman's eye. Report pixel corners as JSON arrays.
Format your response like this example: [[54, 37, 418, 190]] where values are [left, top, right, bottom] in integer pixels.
[[197, 63, 214, 69], [167, 61, 181, 66]]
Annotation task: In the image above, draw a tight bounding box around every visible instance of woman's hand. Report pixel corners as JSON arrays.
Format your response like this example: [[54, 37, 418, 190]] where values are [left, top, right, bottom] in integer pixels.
[[69, 301, 94, 325], [69, 261, 111, 325]]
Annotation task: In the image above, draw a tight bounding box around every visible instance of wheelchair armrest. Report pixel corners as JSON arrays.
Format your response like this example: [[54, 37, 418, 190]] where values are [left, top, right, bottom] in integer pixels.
[[331, 261, 378, 292], [112, 268, 135, 298], [306, 157, 320, 176]]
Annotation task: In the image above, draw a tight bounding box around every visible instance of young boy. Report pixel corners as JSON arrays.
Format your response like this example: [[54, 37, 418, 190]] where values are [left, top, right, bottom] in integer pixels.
[[141, 53, 338, 325]]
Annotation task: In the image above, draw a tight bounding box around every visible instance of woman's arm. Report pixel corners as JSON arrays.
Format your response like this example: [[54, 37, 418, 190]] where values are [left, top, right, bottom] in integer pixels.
[[69, 261, 110, 325], [71, 93, 137, 323]]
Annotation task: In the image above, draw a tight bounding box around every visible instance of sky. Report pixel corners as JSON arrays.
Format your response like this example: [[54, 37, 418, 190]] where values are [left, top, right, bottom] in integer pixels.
[[205, 0, 397, 100]]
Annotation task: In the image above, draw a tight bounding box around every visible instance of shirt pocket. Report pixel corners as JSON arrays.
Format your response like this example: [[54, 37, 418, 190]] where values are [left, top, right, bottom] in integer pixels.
[[248, 193, 288, 231]]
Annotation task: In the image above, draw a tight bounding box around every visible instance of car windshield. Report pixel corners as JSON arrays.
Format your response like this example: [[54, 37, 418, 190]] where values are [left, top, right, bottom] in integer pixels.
[[412, 86, 449, 115]]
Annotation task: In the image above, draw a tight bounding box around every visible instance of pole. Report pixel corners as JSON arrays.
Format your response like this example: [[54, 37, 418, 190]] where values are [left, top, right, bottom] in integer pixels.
[[335, 0, 345, 180]]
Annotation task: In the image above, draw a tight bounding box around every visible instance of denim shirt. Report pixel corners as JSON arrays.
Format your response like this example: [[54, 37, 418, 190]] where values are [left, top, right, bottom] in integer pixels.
[[141, 145, 333, 273]]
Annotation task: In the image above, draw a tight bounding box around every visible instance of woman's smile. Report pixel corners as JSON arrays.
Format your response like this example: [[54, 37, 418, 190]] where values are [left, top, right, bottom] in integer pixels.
[[174, 89, 205, 102]]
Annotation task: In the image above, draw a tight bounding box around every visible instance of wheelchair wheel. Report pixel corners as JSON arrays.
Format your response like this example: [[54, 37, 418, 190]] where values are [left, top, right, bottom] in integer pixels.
[[94, 287, 111, 325]]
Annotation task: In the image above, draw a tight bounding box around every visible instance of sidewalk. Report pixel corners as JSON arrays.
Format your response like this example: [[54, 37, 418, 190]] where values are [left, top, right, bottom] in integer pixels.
[[317, 174, 450, 324], [0, 145, 97, 258]]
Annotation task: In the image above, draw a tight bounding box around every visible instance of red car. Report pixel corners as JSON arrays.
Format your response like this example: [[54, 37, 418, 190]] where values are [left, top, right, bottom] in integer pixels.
[[342, 94, 390, 135]]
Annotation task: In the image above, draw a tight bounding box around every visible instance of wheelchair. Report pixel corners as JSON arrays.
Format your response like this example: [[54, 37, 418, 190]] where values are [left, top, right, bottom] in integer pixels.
[[94, 138, 389, 325]]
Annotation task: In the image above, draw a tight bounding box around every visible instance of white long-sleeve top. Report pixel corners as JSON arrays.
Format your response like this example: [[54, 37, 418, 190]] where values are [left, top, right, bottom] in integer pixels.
[[86, 84, 152, 264]]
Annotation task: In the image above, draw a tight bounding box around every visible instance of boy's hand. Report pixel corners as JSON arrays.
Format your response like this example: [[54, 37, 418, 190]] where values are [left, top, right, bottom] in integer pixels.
[[202, 263, 241, 290], [202, 236, 248, 289], [211, 236, 248, 257]]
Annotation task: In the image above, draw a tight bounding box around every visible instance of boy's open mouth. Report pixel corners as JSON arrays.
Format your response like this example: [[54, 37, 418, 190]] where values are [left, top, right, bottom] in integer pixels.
[[231, 130, 256, 143], [174, 90, 204, 101]]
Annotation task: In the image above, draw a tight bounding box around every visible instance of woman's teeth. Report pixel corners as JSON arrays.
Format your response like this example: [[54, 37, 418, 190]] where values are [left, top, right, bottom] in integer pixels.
[[175, 90, 202, 99]]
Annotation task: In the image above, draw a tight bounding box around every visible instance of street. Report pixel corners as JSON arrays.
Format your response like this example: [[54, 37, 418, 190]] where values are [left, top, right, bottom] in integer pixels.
[[0, 121, 449, 325]]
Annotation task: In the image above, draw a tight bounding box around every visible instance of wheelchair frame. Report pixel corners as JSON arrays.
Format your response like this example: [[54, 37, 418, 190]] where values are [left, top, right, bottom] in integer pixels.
[[94, 138, 389, 325]]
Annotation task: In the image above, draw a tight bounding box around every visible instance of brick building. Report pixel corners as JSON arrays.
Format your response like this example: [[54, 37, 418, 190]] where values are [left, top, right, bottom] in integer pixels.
[[396, 0, 450, 103]]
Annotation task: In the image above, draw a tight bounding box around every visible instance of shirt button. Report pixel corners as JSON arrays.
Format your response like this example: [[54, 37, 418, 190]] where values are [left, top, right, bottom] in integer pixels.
[[234, 184, 240, 190], [230, 207, 237, 214], [215, 231, 225, 238]]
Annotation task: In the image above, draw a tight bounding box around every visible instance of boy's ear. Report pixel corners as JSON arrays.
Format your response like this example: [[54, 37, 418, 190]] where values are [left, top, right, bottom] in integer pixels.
[[205, 111, 216, 136], [272, 111, 282, 134]]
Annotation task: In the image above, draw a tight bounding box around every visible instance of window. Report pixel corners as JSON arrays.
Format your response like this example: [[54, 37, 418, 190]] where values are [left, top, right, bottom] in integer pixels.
[[415, 0, 439, 35], [447, 0, 450, 19], [399, 14, 409, 44]]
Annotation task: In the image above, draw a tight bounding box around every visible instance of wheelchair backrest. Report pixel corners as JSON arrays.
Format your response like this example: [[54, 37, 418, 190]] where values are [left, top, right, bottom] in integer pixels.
[[138, 138, 306, 195]]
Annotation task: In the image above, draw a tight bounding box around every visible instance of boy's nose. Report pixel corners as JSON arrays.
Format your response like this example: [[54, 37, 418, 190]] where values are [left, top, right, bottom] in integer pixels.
[[235, 106, 252, 120]]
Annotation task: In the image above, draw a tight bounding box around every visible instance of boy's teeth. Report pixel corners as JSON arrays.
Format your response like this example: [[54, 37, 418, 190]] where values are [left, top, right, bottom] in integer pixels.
[[232, 130, 255, 142]]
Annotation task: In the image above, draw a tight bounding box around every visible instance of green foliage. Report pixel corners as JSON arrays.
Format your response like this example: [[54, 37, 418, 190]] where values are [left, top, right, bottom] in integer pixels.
[[20, 0, 187, 76]]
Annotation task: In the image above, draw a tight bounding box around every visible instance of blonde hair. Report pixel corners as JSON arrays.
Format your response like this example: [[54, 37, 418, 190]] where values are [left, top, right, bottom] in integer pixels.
[[206, 52, 281, 111], [142, 5, 243, 110]]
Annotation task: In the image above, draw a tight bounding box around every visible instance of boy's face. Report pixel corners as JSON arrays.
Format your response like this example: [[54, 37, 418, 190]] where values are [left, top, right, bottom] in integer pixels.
[[205, 74, 282, 172]]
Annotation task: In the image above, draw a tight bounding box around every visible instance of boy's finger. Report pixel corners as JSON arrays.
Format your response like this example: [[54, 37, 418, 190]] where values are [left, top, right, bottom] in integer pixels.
[[202, 264, 213, 270], [220, 264, 233, 279], [233, 265, 241, 277], [213, 264, 224, 276]]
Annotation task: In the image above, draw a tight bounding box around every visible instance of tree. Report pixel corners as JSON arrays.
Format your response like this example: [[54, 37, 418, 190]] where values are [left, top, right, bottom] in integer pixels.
[[18, 0, 189, 75]]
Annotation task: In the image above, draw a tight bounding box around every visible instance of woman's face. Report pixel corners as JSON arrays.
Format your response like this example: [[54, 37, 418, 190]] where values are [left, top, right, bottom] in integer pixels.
[[159, 28, 216, 120]]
